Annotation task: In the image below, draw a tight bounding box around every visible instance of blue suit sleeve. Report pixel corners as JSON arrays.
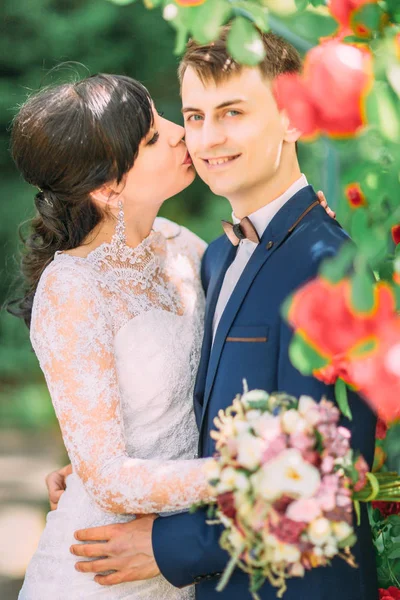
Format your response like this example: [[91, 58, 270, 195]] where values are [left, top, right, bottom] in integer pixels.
[[152, 508, 228, 588]]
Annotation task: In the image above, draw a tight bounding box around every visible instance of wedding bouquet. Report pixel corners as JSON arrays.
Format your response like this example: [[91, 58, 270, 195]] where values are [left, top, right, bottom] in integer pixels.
[[203, 386, 400, 599]]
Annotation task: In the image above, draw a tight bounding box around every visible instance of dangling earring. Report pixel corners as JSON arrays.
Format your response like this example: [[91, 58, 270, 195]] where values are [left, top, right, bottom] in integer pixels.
[[114, 199, 126, 249]]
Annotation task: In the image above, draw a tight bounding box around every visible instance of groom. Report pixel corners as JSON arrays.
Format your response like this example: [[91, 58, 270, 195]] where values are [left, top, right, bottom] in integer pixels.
[[61, 27, 377, 599]]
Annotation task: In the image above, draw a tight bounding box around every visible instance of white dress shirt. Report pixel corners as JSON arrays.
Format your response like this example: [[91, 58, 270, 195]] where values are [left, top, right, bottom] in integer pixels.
[[212, 175, 309, 341]]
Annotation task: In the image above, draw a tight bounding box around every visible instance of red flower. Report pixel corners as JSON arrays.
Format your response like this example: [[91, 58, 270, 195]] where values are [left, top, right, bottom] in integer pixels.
[[373, 502, 400, 518], [346, 183, 367, 208], [372, 446, 387, 472], [328, 0, 379, 32], [392, 225, 400, 245], [288, 277, 400, 422], [288, 277, 396, 359], [376, 418, 388, 440], [269, 516, 307, 545], [378, 586, 400, 600], [347, 319, 400, 422], [274, 40, 373, 139], [217, 491, 236, 519]]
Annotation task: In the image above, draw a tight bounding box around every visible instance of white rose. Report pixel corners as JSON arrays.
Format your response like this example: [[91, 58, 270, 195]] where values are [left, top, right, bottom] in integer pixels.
[[237, 434, 265, 470], [220, 467, 238, 489], [234, 472, 250, 492], [332, 521, 353, 542], [256, 449, 321, 500], [273, 541, 301, 563], [323, 539, 338, 558], [252, 413, 281, 440], [234, 418, 251, 435], [281, 409, 307, 434], [308, 518, 332, 546], [241, 389, 269, 407], [298, 395, 318, 416], [203, 459, 220, 482], [290, 562, 305, 578]]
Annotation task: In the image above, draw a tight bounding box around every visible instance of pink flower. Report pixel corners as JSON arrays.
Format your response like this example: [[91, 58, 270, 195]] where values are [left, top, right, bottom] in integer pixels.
[[321, 456, 335, 474], [290, 431, 314, 451], [261, 434, 288, 464], [353, 455, 369, 492], [287, 498, 322, 523], [317, 400, 341, 425]]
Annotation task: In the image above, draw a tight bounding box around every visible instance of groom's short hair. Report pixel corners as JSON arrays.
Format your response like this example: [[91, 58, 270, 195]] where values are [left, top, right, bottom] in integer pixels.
[[178, 25, 302, 85]]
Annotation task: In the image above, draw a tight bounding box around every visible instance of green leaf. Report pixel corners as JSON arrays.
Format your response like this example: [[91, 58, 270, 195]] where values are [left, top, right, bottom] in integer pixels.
[[351, 207, 369, 247], [190, 0, 232, 44], [227, 16, 266, 66], [365, 82, 400, 144], [319, 242, 355, 283], [350, 268, 375, 313], [351, 3, 384, 33], [388, 545, 400, 560], [294, 0, 309, 10], [106, 0, 136, 4], [231, 0, 269, 32], [335, 378, 353, 420], [289, 333, 328, 376]]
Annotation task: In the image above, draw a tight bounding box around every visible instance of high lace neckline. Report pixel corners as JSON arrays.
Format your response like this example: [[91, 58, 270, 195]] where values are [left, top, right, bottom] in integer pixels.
[[54, 217, 180, 266]]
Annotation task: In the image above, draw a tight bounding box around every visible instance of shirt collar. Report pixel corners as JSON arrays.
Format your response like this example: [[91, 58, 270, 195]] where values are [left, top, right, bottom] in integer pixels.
[[232, 174, 309, 239]]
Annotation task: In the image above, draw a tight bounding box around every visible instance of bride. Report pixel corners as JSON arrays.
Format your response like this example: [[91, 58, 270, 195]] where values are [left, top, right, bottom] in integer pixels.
[[11, 73, 214, 599]]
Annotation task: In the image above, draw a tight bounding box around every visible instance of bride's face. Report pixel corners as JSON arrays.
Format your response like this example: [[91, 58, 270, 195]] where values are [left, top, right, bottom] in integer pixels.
[[120, 109, 195, 207]]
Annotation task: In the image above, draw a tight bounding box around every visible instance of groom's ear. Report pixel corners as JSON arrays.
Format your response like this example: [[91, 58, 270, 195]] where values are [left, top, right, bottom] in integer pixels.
[[281, 109, 302, 144]]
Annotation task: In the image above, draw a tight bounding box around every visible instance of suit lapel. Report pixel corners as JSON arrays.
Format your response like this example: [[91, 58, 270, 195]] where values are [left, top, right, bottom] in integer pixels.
[[200, 186, 320, 433], [194, 238, 236, 419]]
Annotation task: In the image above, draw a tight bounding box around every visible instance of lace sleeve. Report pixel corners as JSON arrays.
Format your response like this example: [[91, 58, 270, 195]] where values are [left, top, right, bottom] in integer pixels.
[[31, 262, 213, 514]]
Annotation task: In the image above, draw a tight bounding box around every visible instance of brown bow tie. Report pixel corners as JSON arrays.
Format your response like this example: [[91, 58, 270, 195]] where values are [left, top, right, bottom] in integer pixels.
[[221, 217, 260, 246]]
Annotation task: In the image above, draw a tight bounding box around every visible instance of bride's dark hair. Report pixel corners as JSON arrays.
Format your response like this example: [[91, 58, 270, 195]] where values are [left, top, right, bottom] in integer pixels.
[[8, 73, 154, 328]]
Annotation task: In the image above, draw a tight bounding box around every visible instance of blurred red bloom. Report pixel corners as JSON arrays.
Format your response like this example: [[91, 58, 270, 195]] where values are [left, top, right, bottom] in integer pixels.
[[328, 0, 379, 34], [217, 491, 236, 519], [288, 277, 396, 358], [346, 183, 367, 208], [274, 40, 373, 139], [376, 418, 388, 440], [373, 502, 400, 518], [288, 277, 400, 422], [347, 319, 400, 422], [391, 225, 400, 245]]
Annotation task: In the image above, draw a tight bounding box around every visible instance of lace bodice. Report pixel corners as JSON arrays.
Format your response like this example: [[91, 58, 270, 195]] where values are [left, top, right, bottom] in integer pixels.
[[30, 217, 212, 515]]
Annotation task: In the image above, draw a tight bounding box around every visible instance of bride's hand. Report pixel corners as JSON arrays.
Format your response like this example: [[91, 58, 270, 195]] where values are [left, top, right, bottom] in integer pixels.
[[45, 463, 72, 510]]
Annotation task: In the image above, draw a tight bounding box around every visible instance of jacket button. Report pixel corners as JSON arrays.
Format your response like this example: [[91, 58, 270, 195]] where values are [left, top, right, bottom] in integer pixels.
[[266, 240, 274, 250]]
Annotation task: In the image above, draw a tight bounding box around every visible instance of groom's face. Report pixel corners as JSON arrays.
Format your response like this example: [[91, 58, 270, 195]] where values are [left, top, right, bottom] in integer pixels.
[[181, 66, 290, 199]]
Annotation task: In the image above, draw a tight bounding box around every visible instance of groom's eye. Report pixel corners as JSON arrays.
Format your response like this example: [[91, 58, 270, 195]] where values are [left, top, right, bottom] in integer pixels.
[[187, 114, 203, 122]]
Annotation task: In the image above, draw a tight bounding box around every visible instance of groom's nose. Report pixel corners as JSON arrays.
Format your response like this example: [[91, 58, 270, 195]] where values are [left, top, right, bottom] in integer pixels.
[[200, 119, 227, 151]]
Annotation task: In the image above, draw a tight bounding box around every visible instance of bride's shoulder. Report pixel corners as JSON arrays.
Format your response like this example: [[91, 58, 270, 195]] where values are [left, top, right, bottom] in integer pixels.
[[35, 254, 99, 306], [154, 217, 207, 258]]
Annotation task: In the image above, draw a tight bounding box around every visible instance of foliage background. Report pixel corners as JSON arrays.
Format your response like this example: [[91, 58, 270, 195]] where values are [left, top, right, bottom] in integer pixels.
[[0, 0, 337, 431]]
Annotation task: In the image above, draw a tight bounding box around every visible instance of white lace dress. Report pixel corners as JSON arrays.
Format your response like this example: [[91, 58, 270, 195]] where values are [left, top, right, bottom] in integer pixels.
[[19, 218, 209, 600]]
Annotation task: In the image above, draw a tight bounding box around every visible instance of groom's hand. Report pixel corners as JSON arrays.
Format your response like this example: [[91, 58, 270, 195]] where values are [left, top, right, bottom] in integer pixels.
[[70, 515, 160, 585], [46, 463, 72, 510]]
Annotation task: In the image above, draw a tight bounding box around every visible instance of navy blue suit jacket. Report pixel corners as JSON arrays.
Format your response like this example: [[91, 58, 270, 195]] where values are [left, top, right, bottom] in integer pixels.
[[153, 186, 378, 600]]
